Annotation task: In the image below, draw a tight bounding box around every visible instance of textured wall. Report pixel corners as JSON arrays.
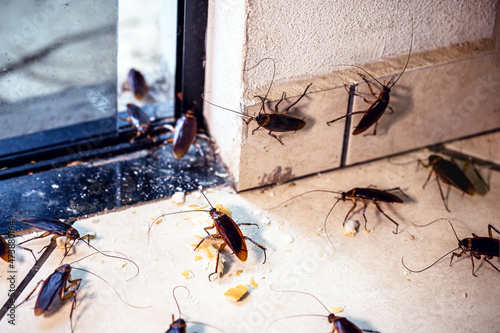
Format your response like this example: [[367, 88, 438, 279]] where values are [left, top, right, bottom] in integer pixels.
[[242, 0, 497, 100], [204, 0, 499, 191]]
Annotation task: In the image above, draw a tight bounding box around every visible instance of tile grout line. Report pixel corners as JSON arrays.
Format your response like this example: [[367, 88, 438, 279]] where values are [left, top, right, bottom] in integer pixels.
[[0, 243, 56, 321], [339, 84, 356, 167]]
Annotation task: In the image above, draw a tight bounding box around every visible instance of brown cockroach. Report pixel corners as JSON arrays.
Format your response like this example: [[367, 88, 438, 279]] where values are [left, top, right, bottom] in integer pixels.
[[18, 217, 139, 279], [203, 58, 311, 145], [16, 252, 147, 332], [402, 218, 499, 277], [270, 187, 407, 249], [418, 154, 486, 212], [327, 21, 413, 136], [148, 176, 266, 280]]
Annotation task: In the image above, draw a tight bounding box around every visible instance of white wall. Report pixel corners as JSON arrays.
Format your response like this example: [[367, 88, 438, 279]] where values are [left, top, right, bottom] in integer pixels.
[[242, 0, 497, 100], [204, 0, 499, 190]]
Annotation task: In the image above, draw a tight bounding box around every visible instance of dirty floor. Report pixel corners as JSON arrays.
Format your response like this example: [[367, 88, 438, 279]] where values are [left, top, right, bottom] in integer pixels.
[[1, 137, 499, 332]]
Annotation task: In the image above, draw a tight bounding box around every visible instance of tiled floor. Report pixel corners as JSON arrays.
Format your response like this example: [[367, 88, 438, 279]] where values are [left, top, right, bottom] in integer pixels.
[[2, 138, 499, 332]]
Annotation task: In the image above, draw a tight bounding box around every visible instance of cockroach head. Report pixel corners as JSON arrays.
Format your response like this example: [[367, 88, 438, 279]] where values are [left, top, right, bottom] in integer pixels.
[[428, 154, 440, 164], [57, 264, 72, 273], [66, 227, 80, 239]]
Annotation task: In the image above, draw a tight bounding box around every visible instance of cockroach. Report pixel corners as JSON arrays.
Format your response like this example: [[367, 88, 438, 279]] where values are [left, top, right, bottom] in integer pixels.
[[122, 103, 210, 161], [16, 252, 147, 332], [18, 217, 139, 279], [166, 286, 224, 333], [327, 22, 413, 136], [18, 217, 90, 261], [268, 286, 378, 333], [149, 176, 266, 280], [418, 154, 478, 212], [203, 58, 311, 145], [123, 68, 149, 100], [161, 109, 213, 162], [121, 103, 155, 143], [271, 187, 407, 241], [1, 235, 13, 262], [402, 218, 499, 277]]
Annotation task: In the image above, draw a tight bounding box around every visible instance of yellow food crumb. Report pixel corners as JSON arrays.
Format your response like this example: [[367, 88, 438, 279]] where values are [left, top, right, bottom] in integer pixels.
[[364, 229, 371, 234], [194, 243, 218, 259], [215, 204, 232, 217], [224, 285, 249, 302], [236, 270, 243, 276], [150, 211, 164, 224], [328, 306, 343, 313], [56, 237, 69, 250], [181, 269, 194, 279], [194, 256, 203, 261], [249, 277, 258, 289]]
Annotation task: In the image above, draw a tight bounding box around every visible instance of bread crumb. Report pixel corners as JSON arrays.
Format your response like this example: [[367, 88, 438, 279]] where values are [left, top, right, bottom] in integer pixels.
[[215, 204, 232, 217], [328, 306, 343, 313], [343, 220, 359, 237], [249, 277, 258, 289], [171, 192, 186, 204], [56, 237, 69, 250], [224, 285, 249, 302], [181, 269, 194, 279]]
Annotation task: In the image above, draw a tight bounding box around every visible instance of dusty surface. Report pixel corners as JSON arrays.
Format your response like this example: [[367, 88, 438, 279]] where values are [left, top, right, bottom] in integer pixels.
[[2, 149, 499, 332]]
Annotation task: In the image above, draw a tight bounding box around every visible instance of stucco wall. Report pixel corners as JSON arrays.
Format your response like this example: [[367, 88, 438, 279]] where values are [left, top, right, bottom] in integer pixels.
[[242, 0, 497, 100], [204, 0, 499, 191]]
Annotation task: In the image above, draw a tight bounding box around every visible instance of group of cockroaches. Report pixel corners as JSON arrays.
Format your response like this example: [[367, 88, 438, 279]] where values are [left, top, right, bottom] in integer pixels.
[[2, 20, 499, 333]]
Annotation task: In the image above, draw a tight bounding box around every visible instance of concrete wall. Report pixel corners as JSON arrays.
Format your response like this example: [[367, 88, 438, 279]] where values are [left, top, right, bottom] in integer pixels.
[[204, 0, 500, 191]]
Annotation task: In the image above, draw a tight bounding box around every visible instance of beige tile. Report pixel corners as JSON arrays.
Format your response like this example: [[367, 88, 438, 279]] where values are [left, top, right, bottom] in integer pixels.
[[346, 53, 500, 165], [6, 152, 500, 332], [445, 130, 500, 165], [236, 86, 347, 191]]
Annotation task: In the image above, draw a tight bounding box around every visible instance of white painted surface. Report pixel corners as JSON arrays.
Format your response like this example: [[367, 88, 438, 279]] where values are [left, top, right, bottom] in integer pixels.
[[242, 0, 497, 98]]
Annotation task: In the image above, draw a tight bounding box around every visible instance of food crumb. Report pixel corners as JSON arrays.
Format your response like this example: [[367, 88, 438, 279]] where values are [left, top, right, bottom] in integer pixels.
[[224, 285, 249, 302], [56, 237, 69, 250], [194, 256, 203, 261], [236, 269, 243, 276], [463, 293, 467, 298], [171, 192, 186, 204], [328, 306, 343, 313], [118, 261, 127, 269], [249, 277, 258, 289], [261, 217, 271, 225], [150, 211, 164, 224], [343, 220, 360, 237], [181, 269, 194, 279], [215, 204, 232, 217], [282, 234, 294, 243]]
